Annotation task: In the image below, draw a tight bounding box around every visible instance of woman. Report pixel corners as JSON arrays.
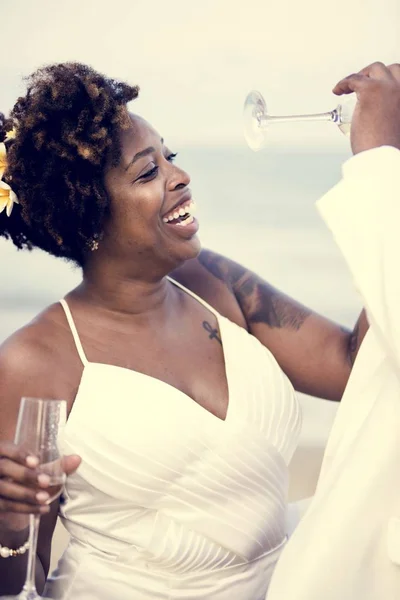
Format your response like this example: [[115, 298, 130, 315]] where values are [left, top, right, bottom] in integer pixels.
[[0, 63, 366, 599]]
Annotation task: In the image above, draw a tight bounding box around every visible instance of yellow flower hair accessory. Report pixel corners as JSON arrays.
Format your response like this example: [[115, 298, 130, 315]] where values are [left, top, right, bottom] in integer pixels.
[[0, 139, 19, 217], [5, 129, 16, 142]]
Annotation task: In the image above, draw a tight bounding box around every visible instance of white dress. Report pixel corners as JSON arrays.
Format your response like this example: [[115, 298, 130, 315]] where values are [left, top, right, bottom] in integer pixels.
[[44, 278, 301, 600], [266, 146, 400, 600]]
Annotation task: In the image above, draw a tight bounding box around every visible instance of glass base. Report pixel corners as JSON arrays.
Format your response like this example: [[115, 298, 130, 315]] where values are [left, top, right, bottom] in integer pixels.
[[243, 90, 268, 151]]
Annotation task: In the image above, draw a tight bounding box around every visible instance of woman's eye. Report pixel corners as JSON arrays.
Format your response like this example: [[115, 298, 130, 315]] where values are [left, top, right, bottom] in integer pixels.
[[140, 165, 159, 180], [136, 153, 177, 182]]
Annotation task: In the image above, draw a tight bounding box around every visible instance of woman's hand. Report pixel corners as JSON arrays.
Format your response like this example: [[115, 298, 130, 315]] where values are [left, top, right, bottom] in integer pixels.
[[0, 441, 81, 530], [333, 61, 400, 155]]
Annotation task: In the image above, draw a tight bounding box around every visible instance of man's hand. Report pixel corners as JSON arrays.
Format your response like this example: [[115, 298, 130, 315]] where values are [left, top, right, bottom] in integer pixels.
[[333, 62, 400, 155]]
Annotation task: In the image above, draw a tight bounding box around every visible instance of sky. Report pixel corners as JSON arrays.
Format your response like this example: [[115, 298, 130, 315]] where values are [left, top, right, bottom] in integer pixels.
[[0, 0, 399, 148]]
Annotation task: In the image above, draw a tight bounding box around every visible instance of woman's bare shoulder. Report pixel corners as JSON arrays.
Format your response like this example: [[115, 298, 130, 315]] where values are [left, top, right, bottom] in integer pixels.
[[1, 303, 66, 361], [0, 303, 79, 409]]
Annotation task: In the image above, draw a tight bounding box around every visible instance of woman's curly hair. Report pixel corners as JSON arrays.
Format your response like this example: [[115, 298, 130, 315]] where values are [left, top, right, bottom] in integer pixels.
[[0, 62, 139, 266]]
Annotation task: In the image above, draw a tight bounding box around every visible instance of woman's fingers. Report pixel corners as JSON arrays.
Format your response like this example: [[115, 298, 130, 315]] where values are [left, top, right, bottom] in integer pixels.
[[0, 441, 81, 516], [0, 457, 40, 487], [0, 440, 36, 467], [62, 454, 81, 476], [0, 441, 81, 485], [0, 478, 50, 505], [0, 454, 52, 515], [0, 496, 50, 514]]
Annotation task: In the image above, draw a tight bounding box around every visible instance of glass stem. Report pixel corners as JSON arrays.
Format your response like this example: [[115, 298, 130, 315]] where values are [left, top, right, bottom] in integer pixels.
[[21, 514, 41, 597], [260, 110, 336, 126]]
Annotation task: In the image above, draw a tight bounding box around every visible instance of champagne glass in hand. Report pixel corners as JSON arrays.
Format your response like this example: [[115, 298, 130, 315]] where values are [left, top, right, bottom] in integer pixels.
[[243, 90, 357, 151], [0, 398, 67, 600], [332, 61, 400, 155]]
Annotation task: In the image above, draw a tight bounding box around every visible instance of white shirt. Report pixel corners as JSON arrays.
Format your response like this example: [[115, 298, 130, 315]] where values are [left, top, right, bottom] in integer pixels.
[[266, 146, 400, 600]]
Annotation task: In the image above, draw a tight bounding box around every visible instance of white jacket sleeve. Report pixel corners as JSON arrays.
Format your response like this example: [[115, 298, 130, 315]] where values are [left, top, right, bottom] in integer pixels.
[[317, 145, 400, 371]]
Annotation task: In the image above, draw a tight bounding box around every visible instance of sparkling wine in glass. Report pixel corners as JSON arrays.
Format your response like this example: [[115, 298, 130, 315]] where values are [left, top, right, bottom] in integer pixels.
[[0, 398, 67, 600], [243, 90, 356, 151]]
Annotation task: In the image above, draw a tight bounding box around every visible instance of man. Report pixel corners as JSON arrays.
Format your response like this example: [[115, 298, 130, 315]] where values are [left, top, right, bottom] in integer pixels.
[[267, 61, 400, 600]]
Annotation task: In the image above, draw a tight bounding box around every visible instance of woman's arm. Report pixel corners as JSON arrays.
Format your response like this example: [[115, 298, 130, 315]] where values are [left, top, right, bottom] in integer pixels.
[[0, 329, 78, 594], [173, 249, 369, 400]]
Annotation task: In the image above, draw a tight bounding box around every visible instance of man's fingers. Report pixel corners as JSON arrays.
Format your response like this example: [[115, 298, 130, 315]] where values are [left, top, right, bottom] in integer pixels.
[[333, 62, 395, 96], [358, 61, 393, 79], [388, 64, 400, 82], [62, 454, 81, 476], [332, 73, 366, 96]]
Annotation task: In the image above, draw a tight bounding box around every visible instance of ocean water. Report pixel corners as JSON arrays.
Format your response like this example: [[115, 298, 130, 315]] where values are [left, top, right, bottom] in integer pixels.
[[1, 145, 361, 341]]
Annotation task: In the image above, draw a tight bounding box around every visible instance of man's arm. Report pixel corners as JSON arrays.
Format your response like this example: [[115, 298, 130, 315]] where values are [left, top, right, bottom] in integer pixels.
[[318, 63, 400, 370]]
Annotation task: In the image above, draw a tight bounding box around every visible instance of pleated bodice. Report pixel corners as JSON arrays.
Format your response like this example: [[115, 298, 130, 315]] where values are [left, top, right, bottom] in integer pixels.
[[45, 278, 301, 600]]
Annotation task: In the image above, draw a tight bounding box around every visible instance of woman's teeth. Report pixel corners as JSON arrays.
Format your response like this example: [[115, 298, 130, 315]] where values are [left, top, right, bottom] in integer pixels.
[[162, 201, 196, 226], [176, 214, 194, 227]]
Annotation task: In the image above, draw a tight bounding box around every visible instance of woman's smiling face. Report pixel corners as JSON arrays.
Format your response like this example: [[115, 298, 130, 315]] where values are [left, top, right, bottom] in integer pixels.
[[102, 114, 200, 273]]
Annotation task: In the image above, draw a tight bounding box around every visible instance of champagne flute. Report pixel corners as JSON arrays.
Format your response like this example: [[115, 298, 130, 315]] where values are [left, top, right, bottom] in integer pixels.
[[0, 398, 67, 600], [243, 90, 357, 151]]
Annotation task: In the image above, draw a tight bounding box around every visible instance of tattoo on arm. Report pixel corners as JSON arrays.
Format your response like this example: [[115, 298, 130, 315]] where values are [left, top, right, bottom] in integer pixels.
[[197, 250, 247, 288], [198, 250, 311, 331], [202, 321, 222, 345], [235, 277, 311, 330], [347, 322, 360, 366]]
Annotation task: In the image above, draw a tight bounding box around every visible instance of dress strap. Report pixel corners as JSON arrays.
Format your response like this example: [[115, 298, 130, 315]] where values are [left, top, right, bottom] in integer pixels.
[[59, 299, 89, 367], [166, 276, 220, 319]]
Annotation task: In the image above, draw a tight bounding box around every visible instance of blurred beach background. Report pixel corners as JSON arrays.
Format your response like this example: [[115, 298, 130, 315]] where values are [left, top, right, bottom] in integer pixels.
[[1, 0, 399, 569]]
